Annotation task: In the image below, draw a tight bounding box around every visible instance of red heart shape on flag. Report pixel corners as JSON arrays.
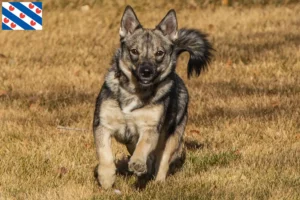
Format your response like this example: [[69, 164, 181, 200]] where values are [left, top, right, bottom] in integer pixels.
[[29, 3, 34, 9], [36, 8, 41, 14], [30, 20, 36, 26], [9, 6, 15, 11], [20, 13, 25, 19], [11, 23, 16, 28], [4, 18, 9, 23]]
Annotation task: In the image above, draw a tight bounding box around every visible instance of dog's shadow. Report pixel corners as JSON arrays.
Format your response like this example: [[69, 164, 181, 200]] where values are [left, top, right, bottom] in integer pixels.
[[94, 139, 204, 190]]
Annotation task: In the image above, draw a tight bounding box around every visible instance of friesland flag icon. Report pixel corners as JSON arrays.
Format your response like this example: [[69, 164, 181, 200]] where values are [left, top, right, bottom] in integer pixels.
[[2, 2, 42, 30]]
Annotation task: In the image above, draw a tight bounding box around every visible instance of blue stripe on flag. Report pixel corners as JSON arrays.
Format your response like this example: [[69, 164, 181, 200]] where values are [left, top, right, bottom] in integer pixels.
[[10, 2, 42, 25], [2, 22, 13, 30], [32, 2, 42, 10], [2, 7, 35, 30]]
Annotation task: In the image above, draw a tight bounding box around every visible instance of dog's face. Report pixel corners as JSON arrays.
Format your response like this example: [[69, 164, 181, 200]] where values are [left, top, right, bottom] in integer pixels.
[[119, 7, 178, 87]]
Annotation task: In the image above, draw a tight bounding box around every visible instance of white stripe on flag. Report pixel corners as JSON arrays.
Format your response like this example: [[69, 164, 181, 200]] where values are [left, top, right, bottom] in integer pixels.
[[2, 14, 24, 30], [3, 2, 42, 30], [20, 2, 42, 18]]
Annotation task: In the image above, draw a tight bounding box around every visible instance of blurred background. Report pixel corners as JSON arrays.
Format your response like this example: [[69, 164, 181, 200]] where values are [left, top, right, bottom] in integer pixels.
[[31, 0, 300, 10]]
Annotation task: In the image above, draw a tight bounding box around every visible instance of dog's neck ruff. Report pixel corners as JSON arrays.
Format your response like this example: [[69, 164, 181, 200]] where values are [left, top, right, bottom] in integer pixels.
[[105, 68, 174, 112]]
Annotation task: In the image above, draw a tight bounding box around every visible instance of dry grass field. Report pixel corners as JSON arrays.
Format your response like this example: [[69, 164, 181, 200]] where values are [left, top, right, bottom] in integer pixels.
[[1, 0, 300, 199]]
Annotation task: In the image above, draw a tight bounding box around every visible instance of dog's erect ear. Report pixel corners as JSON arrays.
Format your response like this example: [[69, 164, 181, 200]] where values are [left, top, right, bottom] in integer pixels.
[[156, 9, 178, 41], [120, 6, 142, 38]]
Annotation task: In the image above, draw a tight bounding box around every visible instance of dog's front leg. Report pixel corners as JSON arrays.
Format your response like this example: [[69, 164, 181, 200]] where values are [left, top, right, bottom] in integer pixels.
[[128, 127, 159, 176], [94, 126, 116, 189]]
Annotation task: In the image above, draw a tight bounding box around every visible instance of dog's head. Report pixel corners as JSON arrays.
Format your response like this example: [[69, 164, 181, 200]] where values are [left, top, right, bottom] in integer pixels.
[[118, 6, 178, 88]]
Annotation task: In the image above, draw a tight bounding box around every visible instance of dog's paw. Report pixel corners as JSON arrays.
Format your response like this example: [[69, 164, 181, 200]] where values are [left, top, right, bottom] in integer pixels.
[[96, 165, 116, 189], [99, 176, 115, 189], [155, 175, 166, 182], [128, 159, 147, 176]]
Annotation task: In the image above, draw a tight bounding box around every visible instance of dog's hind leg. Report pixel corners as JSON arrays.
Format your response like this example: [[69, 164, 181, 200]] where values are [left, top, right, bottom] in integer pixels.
[[94, 126, 116, 189], [155, 115, 187, 182]]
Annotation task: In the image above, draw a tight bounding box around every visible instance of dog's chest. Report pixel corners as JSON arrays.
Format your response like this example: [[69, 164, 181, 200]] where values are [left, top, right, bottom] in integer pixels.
[[100, 99, 163, 143]]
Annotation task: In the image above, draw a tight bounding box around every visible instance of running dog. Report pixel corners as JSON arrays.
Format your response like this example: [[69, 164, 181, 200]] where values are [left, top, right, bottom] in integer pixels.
[[93, 6, 212, 189]]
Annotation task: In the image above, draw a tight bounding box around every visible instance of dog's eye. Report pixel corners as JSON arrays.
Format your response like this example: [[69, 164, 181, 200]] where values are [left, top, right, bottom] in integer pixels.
[[130, 49, 139, 55], [155, 50, 164, 57]]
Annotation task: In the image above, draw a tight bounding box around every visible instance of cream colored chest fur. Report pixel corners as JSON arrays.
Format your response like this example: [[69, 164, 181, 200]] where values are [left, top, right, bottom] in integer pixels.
[[99, 99, 163, 142]]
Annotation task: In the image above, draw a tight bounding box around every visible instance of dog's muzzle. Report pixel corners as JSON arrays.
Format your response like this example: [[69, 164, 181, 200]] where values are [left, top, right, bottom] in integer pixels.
[[137, 62, 157, 85]]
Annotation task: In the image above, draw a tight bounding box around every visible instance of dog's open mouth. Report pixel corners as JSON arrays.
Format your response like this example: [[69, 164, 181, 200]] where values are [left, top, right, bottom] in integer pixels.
[[139, 80, 153, 87]]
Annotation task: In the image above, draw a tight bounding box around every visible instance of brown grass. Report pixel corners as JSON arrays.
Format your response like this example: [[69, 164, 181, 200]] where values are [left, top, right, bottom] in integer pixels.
[[1, 1, 300, 199]]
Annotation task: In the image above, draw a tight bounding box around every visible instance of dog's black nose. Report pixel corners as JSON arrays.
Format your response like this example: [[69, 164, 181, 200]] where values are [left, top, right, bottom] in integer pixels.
[[137, 63, 155, 82], [140, 67, 153, 78]]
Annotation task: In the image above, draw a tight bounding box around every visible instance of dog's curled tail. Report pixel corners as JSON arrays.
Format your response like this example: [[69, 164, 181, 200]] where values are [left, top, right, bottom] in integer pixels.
[[175, 28, 213, 78]]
